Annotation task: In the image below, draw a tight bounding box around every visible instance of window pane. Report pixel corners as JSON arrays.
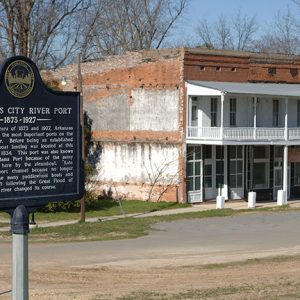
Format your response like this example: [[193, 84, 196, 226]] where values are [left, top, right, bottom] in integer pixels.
[[274, 169, 282, 186], [237, 160, 243, 173], [295, 163, 300, 185], [216, 175, 224, 188], [230, 161, 236, 173], [229, 146, 236, 159], [204, 176, 212, 188], [274, 146, 283, 158], [195, 177, 201, 190], [253, 162, 268, 187], [236, 146, 243, 158], [204, 145, 212, 159], [187, 146, 194, 161], [237, 174, 243, 187], [230, 175, 236, 188], [216, 146, 224, 159], [216, 161, 224, 174], [187, 178, 193, 191], [254, 146, 268, 159], [195, 162, 201, 176], [187, 162, 193, 176], [204, 164, 212, 175], [195, 146, 201, 160]]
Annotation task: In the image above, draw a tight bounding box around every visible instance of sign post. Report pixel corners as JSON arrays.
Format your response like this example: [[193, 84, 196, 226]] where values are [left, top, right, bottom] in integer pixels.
[[0, 56, 84, 299], [11, 205, 29, 300]]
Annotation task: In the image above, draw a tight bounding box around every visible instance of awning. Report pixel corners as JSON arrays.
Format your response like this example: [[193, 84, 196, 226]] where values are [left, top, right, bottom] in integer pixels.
[[186, 80, 300, 97]]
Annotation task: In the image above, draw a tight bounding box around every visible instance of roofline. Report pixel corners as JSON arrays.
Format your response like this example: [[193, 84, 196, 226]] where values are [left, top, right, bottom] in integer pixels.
[[184, 47, 300, 62]]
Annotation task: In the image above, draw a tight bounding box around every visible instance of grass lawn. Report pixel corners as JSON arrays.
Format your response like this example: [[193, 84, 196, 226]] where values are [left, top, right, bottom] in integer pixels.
[[34, 199, 189, 222], [0, 199, 189, 224]]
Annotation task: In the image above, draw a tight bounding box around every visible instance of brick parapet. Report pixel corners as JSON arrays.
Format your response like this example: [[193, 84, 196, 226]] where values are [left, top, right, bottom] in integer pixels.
[[92, 130, 182, 144]]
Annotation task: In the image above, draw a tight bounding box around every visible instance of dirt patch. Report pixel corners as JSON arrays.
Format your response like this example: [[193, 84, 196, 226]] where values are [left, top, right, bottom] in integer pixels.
[[2, 256, 300, 299]]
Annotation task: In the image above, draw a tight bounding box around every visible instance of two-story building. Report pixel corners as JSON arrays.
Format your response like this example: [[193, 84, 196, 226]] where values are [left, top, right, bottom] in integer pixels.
[[46, 48, 300, 203], [186, 80, 300, 203]]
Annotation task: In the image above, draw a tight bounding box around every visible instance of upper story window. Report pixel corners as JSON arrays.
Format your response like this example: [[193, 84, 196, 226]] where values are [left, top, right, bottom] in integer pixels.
[[230, 98, 237, 127], [297, 100, 300, 127], [273, 99, 279, 127], [211, 98, 217, 127]]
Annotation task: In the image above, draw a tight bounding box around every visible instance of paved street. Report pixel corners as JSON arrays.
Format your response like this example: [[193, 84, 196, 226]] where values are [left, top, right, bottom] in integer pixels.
[[2, 210, 300, 269]]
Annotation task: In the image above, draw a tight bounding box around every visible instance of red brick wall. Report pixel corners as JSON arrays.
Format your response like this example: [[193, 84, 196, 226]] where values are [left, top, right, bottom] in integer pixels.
[[184, 49, 300, 83]]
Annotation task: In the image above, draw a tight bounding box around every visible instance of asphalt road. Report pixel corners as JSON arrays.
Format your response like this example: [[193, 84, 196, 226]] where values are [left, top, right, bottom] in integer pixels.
[[2, 211, 300, 268]]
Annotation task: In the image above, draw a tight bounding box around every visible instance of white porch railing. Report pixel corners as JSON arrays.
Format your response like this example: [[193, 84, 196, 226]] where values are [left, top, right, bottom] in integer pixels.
[[289, 128, 300, 140], [188, 126, 300, 142]]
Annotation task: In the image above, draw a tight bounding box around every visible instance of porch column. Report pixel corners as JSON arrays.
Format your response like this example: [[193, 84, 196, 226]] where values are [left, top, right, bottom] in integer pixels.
[[186, 96, 192, 137], [223, 145, 228, 200], [285, 97, 288, 141], [221, 93, 225, 138], [253, 97, 257, 139], [283, 145, 289, 203]]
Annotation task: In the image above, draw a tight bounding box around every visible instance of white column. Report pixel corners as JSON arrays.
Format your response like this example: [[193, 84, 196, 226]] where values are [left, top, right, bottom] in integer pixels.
[[223, 145, 228, 200], [188, 96, 192, 137], [283, 145, 289, 203], [254, 97, 257, 139], [285, 97, 288, 141]]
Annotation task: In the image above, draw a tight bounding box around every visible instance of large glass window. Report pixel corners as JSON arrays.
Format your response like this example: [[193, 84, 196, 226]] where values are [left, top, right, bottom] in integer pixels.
[[211, 98, 217, 127], [294, 163, 300, 186], [230, 98, 236, 127], [253, 146, 270, 189], [216, 146, 224, 189], [229, 146, 243, 188], [187, 146, 202, 192]]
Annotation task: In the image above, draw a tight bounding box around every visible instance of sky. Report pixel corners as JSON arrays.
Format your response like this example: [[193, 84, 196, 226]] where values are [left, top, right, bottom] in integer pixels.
[[171, 0, 297, 45]]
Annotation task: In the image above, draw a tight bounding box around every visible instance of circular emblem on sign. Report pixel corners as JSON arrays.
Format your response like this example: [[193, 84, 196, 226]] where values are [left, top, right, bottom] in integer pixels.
[[4, 60, 35, 98]]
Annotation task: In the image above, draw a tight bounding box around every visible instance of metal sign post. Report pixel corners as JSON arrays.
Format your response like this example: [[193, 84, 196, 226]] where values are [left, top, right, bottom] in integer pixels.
[[11, 205, 29, 300]]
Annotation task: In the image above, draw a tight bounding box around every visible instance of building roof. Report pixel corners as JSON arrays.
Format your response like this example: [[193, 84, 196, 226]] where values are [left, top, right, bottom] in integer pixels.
[[186, 80, 300, 97]]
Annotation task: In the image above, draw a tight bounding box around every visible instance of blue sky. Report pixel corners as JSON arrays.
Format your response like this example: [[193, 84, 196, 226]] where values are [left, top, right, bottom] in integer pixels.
[[171, 0, 297, 45]]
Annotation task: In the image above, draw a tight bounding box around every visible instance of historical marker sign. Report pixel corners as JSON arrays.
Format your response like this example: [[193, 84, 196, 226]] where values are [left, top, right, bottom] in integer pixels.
[[0, 56, 84, 210]]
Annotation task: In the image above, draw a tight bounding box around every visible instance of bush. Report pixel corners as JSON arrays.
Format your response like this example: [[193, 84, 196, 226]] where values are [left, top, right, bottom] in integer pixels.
[[39, 191, 103, 213]]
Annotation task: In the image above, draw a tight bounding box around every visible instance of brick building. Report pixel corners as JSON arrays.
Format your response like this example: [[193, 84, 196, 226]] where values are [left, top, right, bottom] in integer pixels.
[[44, 48, 300, 203]]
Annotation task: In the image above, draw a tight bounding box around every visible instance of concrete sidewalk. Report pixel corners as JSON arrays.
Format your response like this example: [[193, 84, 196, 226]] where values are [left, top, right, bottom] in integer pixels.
[[1, 199, 300, 232]]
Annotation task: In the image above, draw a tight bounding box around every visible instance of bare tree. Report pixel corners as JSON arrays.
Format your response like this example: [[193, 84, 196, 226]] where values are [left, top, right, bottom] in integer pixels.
[[195, 11, 258, 51], [143, 156, 180, 202], [0, 0, 89, 68], [80, 0, 188, 59], [255, 8, 300, 54]]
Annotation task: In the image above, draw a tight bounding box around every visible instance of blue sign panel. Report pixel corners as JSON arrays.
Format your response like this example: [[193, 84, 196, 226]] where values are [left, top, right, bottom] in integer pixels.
[[0, 56, 84, 210]]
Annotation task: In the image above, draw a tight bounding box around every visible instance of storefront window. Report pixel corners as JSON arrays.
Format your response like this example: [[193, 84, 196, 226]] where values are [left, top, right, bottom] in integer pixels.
[[204, 164, 212, 188], [187, 146, 202, 192], [253, 146, 270, 189], [229, 146, 243, 188], [294, 163, 300, 186]]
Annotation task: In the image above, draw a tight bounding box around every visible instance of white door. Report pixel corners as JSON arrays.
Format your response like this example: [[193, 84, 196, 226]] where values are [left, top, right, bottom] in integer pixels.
[[229, 146, 244, 199]]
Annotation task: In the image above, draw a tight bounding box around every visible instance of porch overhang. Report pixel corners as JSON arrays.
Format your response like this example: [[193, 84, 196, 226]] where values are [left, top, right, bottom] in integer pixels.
[[186, 80, 300, 97]]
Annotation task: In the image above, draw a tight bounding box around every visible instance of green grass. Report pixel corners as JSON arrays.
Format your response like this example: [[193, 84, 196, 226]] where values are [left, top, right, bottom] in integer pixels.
[[29, 217, 155, 242], [34, 199, 189, 222]]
